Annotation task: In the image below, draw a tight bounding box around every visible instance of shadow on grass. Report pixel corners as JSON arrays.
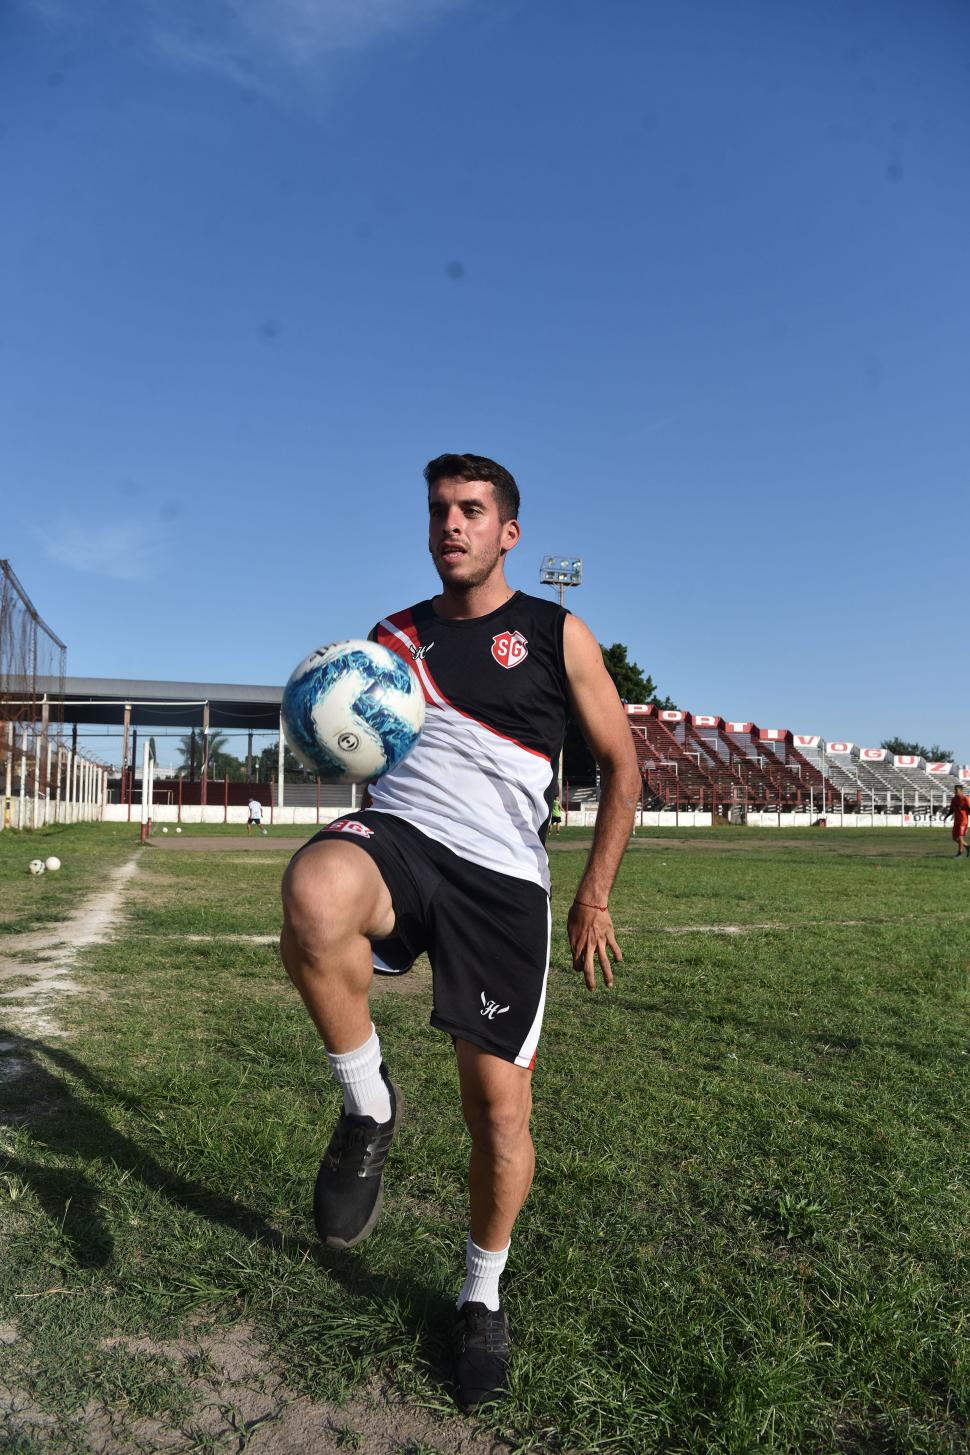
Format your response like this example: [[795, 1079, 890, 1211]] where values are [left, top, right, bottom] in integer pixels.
[[0, 1031, 456, 1385]]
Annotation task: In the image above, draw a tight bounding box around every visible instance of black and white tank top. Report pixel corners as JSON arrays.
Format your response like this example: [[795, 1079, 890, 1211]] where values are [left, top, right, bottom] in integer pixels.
[[369, 591, 569, 890]]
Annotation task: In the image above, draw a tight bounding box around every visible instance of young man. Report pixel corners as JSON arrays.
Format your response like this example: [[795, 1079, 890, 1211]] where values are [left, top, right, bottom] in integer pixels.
[[280, 453, 639, 1410], [246, 797, 263, 835], [944, 783, 970, 857], [550, 795, 563, 834]]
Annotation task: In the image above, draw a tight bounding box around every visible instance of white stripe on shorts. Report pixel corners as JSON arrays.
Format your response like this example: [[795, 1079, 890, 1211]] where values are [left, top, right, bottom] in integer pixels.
[[513, 896, 552, 1068]]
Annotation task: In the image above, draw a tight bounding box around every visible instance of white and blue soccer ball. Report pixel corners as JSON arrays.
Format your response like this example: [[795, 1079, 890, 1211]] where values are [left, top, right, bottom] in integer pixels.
[[28, 859, 45, 875], [282, 639, 425, 784]]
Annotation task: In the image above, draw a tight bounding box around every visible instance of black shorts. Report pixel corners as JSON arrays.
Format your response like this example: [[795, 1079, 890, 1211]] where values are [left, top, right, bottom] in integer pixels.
[[299, 811, 551, 1068]]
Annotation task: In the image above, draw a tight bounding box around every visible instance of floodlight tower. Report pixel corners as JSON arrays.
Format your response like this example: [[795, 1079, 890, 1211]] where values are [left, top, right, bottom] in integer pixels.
[[539, 555, 582, 801], [539, 554, 582, 608]]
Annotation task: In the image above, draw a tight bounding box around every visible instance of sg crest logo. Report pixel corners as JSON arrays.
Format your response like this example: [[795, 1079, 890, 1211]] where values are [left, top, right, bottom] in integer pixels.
[[491, 630, 528, 669]]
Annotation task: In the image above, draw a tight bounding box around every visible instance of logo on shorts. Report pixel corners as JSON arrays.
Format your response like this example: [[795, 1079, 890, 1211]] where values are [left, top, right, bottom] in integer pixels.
[[491, 630, 528, 669], [329, 818, 374, 838], [480, 991, 510, 1019]]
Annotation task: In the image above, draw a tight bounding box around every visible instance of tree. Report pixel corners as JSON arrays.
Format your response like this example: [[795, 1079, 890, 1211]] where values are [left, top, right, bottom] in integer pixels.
[[880, 737, 952, 762], [255, 741, 313, 784], [175, 730, 246, 781], [599, 643, 676, 710], [562, 642, 676, 781]]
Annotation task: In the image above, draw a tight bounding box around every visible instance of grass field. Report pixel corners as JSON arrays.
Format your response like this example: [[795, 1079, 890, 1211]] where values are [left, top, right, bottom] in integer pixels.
[[0, 823, 967, 1454]]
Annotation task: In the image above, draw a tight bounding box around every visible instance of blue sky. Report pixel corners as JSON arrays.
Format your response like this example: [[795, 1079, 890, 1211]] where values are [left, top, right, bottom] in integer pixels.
[[3, 0, 969, 768]]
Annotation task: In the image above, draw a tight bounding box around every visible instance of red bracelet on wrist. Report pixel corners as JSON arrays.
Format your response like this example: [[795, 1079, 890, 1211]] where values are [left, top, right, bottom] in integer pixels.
[[574, 899, 608, 912]]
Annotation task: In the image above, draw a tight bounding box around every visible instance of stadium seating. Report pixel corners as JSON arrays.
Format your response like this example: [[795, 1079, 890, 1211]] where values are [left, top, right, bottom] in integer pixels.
[[622, 709, 962, 813]]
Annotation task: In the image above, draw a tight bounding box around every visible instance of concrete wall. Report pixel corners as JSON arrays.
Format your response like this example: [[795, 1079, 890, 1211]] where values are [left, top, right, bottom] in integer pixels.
[[100, 804, 946, 830], [103, 804, 356, 825]]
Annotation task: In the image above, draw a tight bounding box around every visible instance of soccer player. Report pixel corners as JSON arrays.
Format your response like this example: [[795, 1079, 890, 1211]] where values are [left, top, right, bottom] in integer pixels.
[[246, 796, 263, 835], [280, 453, 639, 1410], [943, 782, 970, 857]]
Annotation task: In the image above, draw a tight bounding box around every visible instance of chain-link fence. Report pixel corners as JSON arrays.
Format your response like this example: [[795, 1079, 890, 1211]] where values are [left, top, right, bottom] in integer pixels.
[[1, 559, 66, 736], [0, 560, 95, 829]]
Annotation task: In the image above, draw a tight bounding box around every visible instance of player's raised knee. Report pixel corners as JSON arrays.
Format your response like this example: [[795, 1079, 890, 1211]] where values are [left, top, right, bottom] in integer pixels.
[[282, 841, 390, 949]]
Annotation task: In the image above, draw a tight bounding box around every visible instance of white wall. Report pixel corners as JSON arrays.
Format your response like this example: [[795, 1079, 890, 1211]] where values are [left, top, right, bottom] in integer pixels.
[[100, 804, 945, 830], [103, 804, 356, 825]]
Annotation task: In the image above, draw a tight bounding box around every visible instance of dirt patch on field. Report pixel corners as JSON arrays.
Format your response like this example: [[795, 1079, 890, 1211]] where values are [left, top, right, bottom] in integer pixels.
[[557, 835, 952, 858], [145, 831, 952, 863], [149, 837, 309, 853], [1, 1320, 507, 1455], [0, 859, 139, 1038]]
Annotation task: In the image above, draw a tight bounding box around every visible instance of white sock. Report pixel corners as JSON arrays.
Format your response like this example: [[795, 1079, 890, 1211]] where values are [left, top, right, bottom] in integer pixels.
[[457, 1236, 510, 1312], [326, 1025, 392, 1122]]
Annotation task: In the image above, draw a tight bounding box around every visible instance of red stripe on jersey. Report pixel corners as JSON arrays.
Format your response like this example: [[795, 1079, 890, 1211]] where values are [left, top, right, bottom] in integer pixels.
[[378, 616, 446, 710], [378, 609, 420, 650], [377, 612, 550, 763]]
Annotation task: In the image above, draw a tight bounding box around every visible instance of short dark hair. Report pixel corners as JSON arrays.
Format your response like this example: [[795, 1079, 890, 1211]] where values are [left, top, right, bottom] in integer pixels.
[[424, 453, 520, 523]]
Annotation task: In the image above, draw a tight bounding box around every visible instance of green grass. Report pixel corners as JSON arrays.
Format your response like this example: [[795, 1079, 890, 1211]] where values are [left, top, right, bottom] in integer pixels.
[[0, 826, 967, 1453], [0, 823, 139, 935]]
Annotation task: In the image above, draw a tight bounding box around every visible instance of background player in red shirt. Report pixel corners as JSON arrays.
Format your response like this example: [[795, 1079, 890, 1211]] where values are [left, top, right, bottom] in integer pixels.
[[944, 783, 970, 857]]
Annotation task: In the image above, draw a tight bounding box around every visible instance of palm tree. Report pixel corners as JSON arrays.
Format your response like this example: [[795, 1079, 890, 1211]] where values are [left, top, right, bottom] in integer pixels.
[[175, 731, 244, 781]]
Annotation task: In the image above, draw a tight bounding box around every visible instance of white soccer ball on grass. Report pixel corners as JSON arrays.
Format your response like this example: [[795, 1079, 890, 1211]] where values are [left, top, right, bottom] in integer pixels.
[[44, 857, 61, 872], [28, 859, 45, 875]]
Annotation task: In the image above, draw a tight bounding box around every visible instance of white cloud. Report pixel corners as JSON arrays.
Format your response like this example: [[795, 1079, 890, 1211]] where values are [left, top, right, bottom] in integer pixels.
[[217, 0, 463, 64], [20, 0, 72, 26], [39, 518, 157, 583], [23, 0, 466, 87]]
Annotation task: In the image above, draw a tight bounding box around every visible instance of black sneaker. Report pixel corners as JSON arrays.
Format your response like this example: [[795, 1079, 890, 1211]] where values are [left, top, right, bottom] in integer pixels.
[[454, 1301, 510, 1411], [313, 1064, 403, 1249]]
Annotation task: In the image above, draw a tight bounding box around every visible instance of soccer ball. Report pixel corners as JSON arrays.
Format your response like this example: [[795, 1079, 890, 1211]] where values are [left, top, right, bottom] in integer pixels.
[[175, 827, 182, 834], [44, 857, 61, 872], [282, 639, 425, 784], [161, 826, 168, 834], [28, 859, 45, 875], [261, 828, 268, 835]]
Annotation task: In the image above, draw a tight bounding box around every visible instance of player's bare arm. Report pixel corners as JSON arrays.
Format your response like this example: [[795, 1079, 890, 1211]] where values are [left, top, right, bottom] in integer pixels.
[[562, 613, 641, 990]]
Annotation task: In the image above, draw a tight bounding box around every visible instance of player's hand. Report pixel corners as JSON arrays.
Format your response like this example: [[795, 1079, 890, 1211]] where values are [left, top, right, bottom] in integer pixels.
[[567, 899, 622, 990]]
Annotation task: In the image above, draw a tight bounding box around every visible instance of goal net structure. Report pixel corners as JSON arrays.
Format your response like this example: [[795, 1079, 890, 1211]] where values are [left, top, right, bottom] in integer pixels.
[[0, 559, 66, 731], [0, 560, 104, 830]]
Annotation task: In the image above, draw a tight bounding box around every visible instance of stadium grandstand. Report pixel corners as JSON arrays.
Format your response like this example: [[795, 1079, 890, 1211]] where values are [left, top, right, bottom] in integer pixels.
[[625, 705, 966, 819]]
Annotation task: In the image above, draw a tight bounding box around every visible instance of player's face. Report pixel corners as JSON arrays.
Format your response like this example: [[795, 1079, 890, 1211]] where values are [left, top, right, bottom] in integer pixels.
[[428, 478, 520, 589]]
